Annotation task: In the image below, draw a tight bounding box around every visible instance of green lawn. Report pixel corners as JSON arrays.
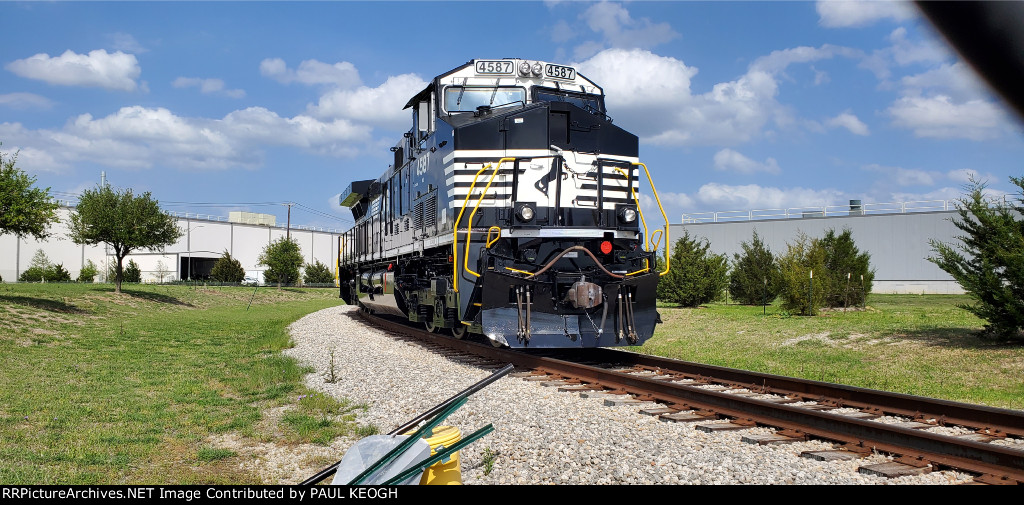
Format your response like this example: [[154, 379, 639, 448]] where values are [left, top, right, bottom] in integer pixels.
[[0, 283, 357, 484], [640, 294, 1024, 410]]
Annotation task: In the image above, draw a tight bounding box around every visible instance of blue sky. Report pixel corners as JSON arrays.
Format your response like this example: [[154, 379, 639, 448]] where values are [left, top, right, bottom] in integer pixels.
[[2, 1, 1022, 229]]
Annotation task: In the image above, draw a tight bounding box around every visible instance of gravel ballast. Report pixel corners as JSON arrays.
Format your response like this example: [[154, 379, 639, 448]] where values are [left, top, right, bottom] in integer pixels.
[[281, 305, 974, 485]]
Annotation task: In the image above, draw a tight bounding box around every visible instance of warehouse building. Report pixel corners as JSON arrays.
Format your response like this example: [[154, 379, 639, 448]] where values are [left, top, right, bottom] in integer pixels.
[[0, 206, 343, 284], [671, 200, 965, 294]]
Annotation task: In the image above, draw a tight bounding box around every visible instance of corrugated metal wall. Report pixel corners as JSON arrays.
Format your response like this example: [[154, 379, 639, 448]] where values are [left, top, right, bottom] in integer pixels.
[[669, 211, 964, 294]]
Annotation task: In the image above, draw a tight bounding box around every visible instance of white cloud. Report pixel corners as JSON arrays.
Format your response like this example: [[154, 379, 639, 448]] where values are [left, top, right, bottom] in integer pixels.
[[816, 0, 917, 28], [888, 94, 1009, 140], [576, 43, 861, 146], [946, 168, 1000, 186], [307, 73, 428, 130], [750, 45, 862, 74], [6, 49, 141, 91], [860, 27, 951, 81], [713, 149, 781, 175], [260, 58, 361, 88], [900, 62, 987, 102], [573, 2, 678, 58], [173, 77, 246, 98], [0, 92, 53, 109], [863, 163, 937, 186], [0, 105, 372, 172], [825, 111, 869, 135], [694, 183, 846, 210], [551, 19, 575, 44], [106, 32, 147, 54]]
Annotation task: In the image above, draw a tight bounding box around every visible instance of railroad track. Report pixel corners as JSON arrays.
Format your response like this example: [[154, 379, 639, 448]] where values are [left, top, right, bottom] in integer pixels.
[[358, 310, 1024, 485]]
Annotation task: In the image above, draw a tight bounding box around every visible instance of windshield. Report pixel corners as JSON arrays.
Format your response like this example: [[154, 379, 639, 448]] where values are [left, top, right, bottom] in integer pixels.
[[444, 87, 526, 112], [534, 89, 604, 114]]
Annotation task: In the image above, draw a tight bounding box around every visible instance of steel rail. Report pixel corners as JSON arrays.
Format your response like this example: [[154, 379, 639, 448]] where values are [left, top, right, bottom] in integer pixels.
[[566, 347, 1024, 439], [359, 311, 1024, 483]]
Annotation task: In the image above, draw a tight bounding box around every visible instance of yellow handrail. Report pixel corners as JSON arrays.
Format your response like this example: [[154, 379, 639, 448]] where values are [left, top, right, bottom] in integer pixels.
[[486, 226, 501, 249], [611, 166, 651, 250], [464, 158, 515, 279], [452, 162, 495, 292], [649, 229, 663, 253], [632, 162, 670, 276]]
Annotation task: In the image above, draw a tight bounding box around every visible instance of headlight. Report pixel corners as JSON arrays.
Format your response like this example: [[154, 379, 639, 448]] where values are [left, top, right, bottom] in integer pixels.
[[619, 207, 637, 223], [532, 62, 543, 76], [519, 62, 532, 76], [517, 204, 535, 222]]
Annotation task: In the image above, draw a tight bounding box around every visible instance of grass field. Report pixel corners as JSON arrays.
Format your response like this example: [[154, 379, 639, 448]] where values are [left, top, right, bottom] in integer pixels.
[[0, 283, 353, 484], [640, 294, 1024, 410]]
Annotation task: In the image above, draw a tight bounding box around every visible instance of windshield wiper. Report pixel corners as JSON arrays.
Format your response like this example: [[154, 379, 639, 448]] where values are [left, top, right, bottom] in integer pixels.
[[456, 77, 467, 109], [488, 79, 499, 106]]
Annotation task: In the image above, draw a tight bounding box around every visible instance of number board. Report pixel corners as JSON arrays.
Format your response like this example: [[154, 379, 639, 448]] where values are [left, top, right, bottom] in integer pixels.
[[475, 60, 514, 75], [545, 64, 576, 81]]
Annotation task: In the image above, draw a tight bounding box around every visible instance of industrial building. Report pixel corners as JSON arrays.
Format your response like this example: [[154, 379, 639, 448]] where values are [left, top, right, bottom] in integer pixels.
[[0, 206, 343, 284], [672, 200, 965, 294]]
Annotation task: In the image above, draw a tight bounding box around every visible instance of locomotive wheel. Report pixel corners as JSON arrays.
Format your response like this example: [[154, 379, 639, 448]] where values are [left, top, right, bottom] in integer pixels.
[[450, 324, 467, 340], [424, 319, 439, 333]]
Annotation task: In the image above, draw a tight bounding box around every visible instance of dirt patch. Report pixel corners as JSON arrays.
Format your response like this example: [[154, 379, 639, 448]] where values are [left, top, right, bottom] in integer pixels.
[[779, 332, 836, 347], [205, 432, 355, 484]]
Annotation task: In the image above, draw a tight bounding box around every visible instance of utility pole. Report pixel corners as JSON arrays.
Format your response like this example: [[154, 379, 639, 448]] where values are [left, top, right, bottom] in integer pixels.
[[285, 202, 293, 239]]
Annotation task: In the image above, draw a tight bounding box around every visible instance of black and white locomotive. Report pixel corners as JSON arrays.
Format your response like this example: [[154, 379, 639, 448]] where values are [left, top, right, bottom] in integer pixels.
[[337, 58, 670, 348]]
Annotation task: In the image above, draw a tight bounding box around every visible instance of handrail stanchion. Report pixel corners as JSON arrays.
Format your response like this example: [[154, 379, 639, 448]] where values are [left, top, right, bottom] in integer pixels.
[[464, 158, 515, 278]]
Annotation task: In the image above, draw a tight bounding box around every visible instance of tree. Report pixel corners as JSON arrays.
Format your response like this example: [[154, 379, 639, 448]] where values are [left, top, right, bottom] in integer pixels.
[[18, 250, 71, 282], [154, 260, 172, 283], [0, 147, 59, 240], [78, 259, 98, 283], [123, 259, 142, 283], [68, 185, 183, 293], [259, 237, 302, 289], [930, 177, 1024, 341], [19, 250, 51, 282], [657, 230, 729, 307], [820, 228, 875, 308], [303, 259, 334, 285], [210, 250, 245, 283], [729, 230, 782, 305], [777, 232, 829, 316]]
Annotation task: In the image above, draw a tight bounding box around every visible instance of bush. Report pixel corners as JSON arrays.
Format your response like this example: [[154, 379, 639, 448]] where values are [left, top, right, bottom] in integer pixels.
[[259, 237, 303, 288], [729, 230, 781, 305], [78, 259, 98, 283], [46, 263, 71, 282], [778, 229, 875, 315], [657, 231, 729, 307], [20, 250, 50, 282], [303, 260, 334, 285], [211, 251, 245, 283], [777, 232, 829, 315], [123, 259, 142, 283], [930, 177, 1024, 341], [19, 266, 47, 282], [820, 228, 874, 307]]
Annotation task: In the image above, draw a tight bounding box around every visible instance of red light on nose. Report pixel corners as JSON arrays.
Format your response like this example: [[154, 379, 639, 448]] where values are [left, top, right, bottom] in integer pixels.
[[600, 241, 613, 255], [387, 263, 394, 271]]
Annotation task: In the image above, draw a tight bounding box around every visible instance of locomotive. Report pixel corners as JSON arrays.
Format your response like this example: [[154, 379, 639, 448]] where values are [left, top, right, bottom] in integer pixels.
[[337, 58, 669, 348]]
